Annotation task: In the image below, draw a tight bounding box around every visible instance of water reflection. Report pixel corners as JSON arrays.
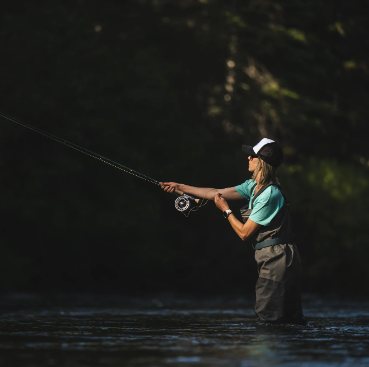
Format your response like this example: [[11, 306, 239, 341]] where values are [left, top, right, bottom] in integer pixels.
[[0, 294, 368, 366]]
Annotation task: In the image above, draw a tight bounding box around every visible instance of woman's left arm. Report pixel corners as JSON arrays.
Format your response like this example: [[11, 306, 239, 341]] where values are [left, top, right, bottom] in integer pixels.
[[214, 193, 261, 241]]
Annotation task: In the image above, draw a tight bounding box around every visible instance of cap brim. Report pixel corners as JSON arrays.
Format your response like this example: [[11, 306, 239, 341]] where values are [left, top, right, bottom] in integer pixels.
[[242, 145, 257, 156]]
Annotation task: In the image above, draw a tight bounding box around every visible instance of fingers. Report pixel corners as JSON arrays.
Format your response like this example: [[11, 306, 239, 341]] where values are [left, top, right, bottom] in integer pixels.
[[214, 193, 223, 206], [162, 186, 174, 193], [214, 193, 228, 211], [161, 182, 176, 194]]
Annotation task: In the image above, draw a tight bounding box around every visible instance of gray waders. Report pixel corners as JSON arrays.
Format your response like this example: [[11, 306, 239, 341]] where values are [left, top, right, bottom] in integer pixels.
[[240, 182, 306, 325]]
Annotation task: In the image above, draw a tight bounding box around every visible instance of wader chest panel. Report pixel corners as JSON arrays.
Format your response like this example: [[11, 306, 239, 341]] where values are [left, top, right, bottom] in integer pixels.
[[240, 182, 293, 245]]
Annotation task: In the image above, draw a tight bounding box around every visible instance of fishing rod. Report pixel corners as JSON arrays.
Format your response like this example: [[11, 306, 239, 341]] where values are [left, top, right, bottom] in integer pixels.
[[0, 112, 208, 216]]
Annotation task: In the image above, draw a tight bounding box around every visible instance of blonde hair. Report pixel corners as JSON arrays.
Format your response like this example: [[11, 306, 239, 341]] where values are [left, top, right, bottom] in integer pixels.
[[252, 159, 280, 186]]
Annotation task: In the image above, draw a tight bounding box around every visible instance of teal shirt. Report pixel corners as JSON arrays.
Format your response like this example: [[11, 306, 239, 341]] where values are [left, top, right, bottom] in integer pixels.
[[234, 180, 284, 226]]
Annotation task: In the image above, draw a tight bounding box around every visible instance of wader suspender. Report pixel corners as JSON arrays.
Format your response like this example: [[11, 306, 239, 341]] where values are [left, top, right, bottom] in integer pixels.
[[250, 182, 295, 251]]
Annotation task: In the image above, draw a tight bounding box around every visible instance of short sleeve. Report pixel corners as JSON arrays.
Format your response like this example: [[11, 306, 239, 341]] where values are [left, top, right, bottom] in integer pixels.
[[249, 186, 284, 226], [234, 179, 256, 200]]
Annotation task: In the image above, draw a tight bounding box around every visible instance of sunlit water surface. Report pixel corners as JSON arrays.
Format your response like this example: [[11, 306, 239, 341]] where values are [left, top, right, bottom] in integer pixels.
[[0, 294, 369, 366]]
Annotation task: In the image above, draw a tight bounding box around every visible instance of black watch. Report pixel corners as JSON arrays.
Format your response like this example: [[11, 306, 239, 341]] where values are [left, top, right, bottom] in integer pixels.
[[223, 209, 233, 219]]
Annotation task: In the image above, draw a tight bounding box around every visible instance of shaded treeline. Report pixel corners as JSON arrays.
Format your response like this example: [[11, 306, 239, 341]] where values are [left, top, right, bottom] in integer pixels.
[[0, 0, 368, 294]]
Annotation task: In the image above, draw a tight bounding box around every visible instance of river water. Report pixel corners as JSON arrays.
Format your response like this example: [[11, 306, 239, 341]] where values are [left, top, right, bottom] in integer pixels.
[[0, 294, 368, 366]]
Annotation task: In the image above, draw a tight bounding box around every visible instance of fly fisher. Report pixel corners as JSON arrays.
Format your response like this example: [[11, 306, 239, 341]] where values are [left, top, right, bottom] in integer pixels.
[[1, 112, 305, 325], [162, 138, 306, 326]]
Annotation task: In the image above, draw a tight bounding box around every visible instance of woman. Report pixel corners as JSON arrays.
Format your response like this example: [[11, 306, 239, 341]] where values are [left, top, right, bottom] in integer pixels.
[[162, 138, 306, 326]]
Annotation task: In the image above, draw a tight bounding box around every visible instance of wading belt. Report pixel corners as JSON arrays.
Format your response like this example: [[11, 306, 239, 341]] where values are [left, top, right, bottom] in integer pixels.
[[253, 235, 295, 251]]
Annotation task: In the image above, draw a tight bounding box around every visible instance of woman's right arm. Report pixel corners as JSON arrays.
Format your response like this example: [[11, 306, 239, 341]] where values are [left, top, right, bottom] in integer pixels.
[[161, 182, 244, 201]]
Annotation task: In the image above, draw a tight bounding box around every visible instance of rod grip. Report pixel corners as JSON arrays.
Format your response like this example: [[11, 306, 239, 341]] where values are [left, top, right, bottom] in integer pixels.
[[160, 182, 201, 204]]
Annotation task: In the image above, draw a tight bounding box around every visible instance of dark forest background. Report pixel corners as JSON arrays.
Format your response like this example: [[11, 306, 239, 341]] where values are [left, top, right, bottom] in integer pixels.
[[1, 0, 368, 295]]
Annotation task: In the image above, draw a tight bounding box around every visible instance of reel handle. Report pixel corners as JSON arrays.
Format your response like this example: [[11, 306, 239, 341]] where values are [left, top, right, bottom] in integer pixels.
[[160, 182, 201, 203]]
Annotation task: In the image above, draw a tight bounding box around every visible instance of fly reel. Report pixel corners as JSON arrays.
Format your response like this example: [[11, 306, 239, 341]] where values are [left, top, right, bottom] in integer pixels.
[[174, 194, 199, 214]]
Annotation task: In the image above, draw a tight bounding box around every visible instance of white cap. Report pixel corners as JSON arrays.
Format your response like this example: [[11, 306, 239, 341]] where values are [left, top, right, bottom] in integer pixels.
[[242, 138, 283, 167], [252, 138, 275, 154]]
